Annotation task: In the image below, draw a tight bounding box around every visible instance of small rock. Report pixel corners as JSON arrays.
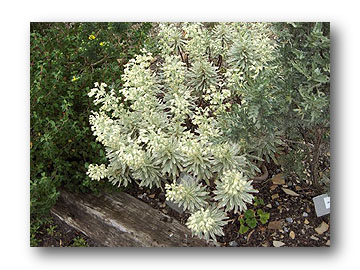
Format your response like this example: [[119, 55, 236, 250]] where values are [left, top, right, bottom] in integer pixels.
[[275, 201, 280, 206], [285, 217, 293, 223], [295, 186, 302, 191], [326, 240, 330, 246], [304, 224, 311, 230], [148, 194, 156, 199], [287, 181, 293, 187], [315, 222, 329, 235], [283, 227, 289, 233], [271, 194, 279, 200], [270, 184, 278, 191], [229, 241, 238, 247], [273, 240, 285, 247], [289, 231, 295, 239], [302, 212, 309, 217], [268, 221, 283, 230], [301, 229, 305, 234], [162, 209, 168, 214], [304, 219, 310, 225], [310, 235, 319, 241], [160, 203, 166, 208], [272, 173, 285, 185], [137, 193, 147, 199], [266, 203, 272, 208]]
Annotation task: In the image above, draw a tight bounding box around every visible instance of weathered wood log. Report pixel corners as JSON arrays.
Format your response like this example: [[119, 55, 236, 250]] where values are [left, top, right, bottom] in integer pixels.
[[51, 189, 208, 247]]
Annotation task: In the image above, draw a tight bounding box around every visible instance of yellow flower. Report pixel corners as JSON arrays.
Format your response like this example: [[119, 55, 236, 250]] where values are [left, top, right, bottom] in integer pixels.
[[71, 76, 78, 82], [88, 34, 96, 40], [99, 42, 105, 46]]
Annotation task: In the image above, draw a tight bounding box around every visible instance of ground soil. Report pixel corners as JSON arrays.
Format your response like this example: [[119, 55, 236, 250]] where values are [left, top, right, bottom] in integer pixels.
[[34, 216, 100, 247]]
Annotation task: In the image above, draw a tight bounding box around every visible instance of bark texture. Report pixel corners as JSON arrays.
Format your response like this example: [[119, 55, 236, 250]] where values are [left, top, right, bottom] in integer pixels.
[[51, 189, 208, 247]]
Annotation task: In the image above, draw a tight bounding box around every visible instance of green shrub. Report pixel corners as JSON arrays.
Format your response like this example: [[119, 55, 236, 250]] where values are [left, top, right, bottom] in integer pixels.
[[30, 22, 153, 244], [30, 22, 152, 191], [30, 173, 59, 218], [219, 22, 330, 190], [273, 22, 330, 190]]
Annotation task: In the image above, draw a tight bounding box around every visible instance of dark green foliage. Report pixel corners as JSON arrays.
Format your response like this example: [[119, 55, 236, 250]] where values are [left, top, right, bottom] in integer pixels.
[[30, 22, 153, 245], [46, 224, 58, 237], [239, 223, 249, 234], [257, 209, 270, 225], [244, 209, 257, 228], [71, 236, 89, 247], [253, 196, 264, 207], [30, 173, 59, 246], [273, 22, 330, 189], [30, 173, 59, 218], [238, 196, 270, 234]]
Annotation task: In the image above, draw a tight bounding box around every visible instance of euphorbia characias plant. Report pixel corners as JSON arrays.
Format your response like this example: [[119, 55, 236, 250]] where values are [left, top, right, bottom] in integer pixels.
[[87, 22, 279, 242]]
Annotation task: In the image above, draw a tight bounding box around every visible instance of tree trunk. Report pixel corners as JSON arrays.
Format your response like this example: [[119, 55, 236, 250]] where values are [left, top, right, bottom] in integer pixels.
[[51, 189, 208, 247]]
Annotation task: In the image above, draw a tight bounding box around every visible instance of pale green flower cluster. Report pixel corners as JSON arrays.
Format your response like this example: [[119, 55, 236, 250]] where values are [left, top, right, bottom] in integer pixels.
[[165, 181, 209, 212], [186, 207, 228, 242], [88, 112, 115, 147], [214, 170, 258, 213], [122, 145, 146, 171], [87, 22, 278, 242], [210, 23, 235, 58], [86, 164, 107, 181], [88, 82, 122, 114], [162, 55, 186, 88], [212, 143, 248, 176], [182, 22, 210, 61], [158, 23, 185, 56]]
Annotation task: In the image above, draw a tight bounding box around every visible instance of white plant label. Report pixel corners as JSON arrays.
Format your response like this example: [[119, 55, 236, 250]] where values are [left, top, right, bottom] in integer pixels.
[[313, 194, 330, 217], [324, 197, 330, 209]]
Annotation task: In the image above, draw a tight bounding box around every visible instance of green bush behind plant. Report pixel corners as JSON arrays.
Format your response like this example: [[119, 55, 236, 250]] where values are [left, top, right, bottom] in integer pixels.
[[222, 22, 330, 190], [30, 22, 153, 245], [274, 22, 330, 189]]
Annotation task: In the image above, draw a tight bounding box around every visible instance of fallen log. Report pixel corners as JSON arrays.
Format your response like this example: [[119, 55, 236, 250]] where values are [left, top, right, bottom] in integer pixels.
[[51, 189, 208, 247]]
